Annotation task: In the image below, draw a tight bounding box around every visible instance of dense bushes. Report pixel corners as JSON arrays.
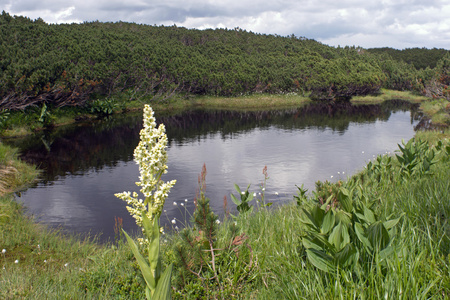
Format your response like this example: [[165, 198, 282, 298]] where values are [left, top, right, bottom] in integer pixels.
[[3, 11, 448, 110]]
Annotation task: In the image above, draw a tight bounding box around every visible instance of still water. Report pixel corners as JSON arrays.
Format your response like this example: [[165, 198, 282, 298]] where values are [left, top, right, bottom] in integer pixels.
[[6, 101, 420, 242]]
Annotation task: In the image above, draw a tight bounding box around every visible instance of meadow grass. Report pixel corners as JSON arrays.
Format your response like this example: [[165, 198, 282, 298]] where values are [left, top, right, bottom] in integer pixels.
[[1, 98, 450, 298]]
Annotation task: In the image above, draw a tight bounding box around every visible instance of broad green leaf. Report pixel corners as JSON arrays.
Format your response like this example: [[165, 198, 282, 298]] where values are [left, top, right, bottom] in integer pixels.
[[338, 187, 353, 213], [328, 222, 350, 251], [230, 194, 241, 206], [302, 236, 325, 251], [152, 263, 173, 300], [383, 214, 404, 230], [300, 208, 319, 230], [366, 221, 390, 251], [321, 209, 335, 234], [363, 204, 376, 224], [378, 245, 395, 262], [354, 223, 372, 251], [335, 243, 358, 268], [306, 248, 335, 273], [234, 184, 242, 194], [335, 209, 351, 226], [123, 229, 156, 292], [311, 205, 325, 227]]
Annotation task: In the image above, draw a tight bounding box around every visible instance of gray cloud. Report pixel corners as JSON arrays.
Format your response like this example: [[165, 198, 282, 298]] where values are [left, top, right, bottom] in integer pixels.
[[1, 0, 449, 49]]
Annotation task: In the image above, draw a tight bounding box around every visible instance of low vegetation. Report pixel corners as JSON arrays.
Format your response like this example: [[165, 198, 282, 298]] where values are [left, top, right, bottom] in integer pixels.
[[1, 107, 450, 298]]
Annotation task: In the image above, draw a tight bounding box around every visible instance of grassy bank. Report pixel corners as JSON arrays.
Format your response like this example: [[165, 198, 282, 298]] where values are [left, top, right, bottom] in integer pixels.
[[0, 89, 436, 138], [1, 92, 450, 298]]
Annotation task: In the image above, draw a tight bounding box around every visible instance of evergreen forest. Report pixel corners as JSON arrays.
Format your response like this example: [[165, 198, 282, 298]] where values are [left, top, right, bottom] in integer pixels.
[[1, 11, 449, 111]]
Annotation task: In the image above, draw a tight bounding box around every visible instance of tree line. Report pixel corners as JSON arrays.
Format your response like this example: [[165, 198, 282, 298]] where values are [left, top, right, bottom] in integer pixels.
[[0, 11, 449, 110]]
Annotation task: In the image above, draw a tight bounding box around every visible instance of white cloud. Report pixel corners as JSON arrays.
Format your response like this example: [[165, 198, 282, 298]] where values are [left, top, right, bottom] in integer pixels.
[[1, 0, 449, 49]]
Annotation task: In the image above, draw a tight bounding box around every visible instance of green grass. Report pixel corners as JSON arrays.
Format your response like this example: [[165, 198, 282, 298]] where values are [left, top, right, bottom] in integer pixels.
[[0, 89, 434, 138], [1, 96, 450, 298]]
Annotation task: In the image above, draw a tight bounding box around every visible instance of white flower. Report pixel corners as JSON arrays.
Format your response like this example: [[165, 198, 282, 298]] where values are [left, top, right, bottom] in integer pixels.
[[175, 226, 179, 231], [14, 260, 19, 264], [331, 175, 334, 178], [275, 192, 279, 195], [44, 260, 47, 263], [180, 203, 184, 206], [253, 193, 256, 197], [2, 249, 5, 254], [184, 199, 188, 202], [241, 192, 245, 195], [342, 172, 345, 175], [262, 188, 265, 191], [115, 105, 176, 232], [215, 220, 220, 224], [64, 263, 69, 267], [171, 219, 176, 224], [173, 201, 177, 206]]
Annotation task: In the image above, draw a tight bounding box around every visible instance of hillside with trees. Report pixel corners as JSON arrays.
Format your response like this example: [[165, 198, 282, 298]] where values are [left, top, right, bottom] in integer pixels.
[[0, 11, 449, 111]]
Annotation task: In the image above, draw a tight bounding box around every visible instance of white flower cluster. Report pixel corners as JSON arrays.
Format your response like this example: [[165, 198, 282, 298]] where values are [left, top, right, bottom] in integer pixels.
[[115, 105, 176, 228]]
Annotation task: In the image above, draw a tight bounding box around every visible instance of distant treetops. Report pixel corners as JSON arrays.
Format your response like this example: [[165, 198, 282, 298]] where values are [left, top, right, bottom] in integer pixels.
[[0, 11, 449, 110]]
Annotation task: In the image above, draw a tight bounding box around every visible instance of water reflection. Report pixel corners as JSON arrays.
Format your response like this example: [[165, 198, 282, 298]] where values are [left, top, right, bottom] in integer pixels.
[[4, 100, 420, 242]]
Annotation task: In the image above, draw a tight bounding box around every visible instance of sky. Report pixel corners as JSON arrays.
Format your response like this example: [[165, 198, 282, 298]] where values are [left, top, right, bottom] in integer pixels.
[[1, 0, 449, 50]]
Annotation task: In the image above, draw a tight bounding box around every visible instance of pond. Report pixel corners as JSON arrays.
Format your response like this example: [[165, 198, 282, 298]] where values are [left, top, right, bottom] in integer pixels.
[[5, 100, 421, 242]]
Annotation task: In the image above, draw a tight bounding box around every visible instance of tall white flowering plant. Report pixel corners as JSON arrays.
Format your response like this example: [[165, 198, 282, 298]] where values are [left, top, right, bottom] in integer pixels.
[[115, 104, 176, 300]]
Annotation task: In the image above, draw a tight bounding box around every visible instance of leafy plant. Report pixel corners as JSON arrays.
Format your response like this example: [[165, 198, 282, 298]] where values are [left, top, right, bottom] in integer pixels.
[[299, 185, 403, 273], [0, 109, 9, 130], [90, 98, 118, 117], [38, 103, 55, 127], [115, 105, 176, 299], [173, 165, 255, 299], [294, 184, 308, 206], [396, 138, 439, 179], [230, 184, 254, 218]]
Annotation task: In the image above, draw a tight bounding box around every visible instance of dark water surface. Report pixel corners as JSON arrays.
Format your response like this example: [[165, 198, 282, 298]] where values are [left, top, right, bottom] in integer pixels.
[[5, 101, 420, 242]]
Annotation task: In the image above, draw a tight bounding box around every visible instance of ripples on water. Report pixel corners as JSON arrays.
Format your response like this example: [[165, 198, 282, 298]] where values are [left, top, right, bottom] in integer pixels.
[[6, 101, 420, 242]]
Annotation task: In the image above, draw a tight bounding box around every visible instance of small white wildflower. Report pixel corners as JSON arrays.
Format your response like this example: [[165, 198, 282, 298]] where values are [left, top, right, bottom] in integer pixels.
[[64, 263, 69, 267], [37, 245, 40, 249], [337, 172, 340, 174], [262, 188, 265, 191], [2, 249, 5, 254], [173, 201, 177, 206], [44, 260, 47, 263], [215, 220, 220, 224], [275, 192, 279, 195], [362, 151, 364, 154], [331, 175, 334, 178], [14, 260, 19, 264], [171, 219, 176, 224], [180, 203, 184, 206], [175, 226, 179, 231], [253, 193, 256, 197], [241, 192, 245, 195], [342, 172, 345, 175]]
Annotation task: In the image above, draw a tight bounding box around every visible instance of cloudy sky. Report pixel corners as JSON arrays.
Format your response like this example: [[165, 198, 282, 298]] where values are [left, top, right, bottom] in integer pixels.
[[1, 0, 449, 49]]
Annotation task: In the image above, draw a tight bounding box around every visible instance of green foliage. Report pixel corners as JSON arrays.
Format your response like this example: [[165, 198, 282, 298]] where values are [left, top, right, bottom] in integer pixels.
[[89, 98, 118, 117], [395, 138, 439, 179], [293, 184, 308, 206], [171, 165, 255, 299], [38, 103, 55, 127], [230, 184, 254, 217], [299, 184, 402, 273], [1, 12, 436, 110]]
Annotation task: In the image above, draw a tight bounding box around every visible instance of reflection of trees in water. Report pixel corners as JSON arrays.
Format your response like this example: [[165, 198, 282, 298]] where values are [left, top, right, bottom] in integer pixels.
[[5, 100, 419, 182], [5, 114, 143, 183], [162, 100, 420, 142]]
